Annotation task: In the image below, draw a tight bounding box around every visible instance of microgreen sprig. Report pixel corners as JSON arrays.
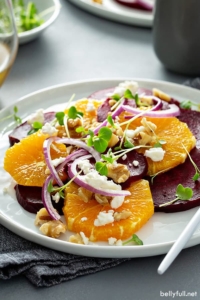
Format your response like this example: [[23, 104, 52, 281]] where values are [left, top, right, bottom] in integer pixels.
[[68, 106, 83, 119], [87, 127, 112, 153], [123, 234, 143, 246], [47, 170, 82, 199], [182, 144, 200, 181], [180, 100, 200, 111], [159, 184, 193, 207], [0, 106, 22, 124], [55, 112, 65, 125], [27, 121, 43, 135]]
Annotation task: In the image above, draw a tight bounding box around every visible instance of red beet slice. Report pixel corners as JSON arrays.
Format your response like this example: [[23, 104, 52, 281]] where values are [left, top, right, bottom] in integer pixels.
[[149, 108, 200, 213], [118, 150, 148, 189], [9, 112, 56, 146], [114, 0, 153, 11], [15, 184, 64, 215], [149, 147, 200, 213]]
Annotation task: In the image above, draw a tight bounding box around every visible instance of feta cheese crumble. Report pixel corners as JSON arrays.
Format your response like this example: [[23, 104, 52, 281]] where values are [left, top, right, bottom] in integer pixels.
[[110, 196, 125, 209], [133, 160, 139, 167], [27, 109, 44, 125], [108, 237, 122, 246], [51, 157, 66, 167], [80, 232, 89, 245], [81, 217, 88, 222], [125, 126, 145, 139], [107, 81, 138, 98], [94, 210, 114, 226], [52, 192, 60, 203], [78, 160, 93, 174], [144, 147, 166, 162], [86, 101, 95, 112], [42, 122, 58, 136], [83, 170, 122, 192]]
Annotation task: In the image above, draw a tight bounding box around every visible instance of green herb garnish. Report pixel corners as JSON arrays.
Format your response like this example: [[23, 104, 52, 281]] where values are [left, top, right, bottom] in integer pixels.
[[87, 127, 112, 153], [95, 161, 108, 176], [124, 137, 134, 149], [27, 121, 43, 135], [111, 94, 121, 101], [55, 112, 65, 125], [123, 234, 143, 246], [180, 100, 200, 110], [159, 184, 193, 207], [0, 106, 22, 124], [68, 106, 83, 119]]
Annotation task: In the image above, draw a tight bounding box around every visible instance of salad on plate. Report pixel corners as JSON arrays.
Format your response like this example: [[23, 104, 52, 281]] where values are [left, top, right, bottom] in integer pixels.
[[2, 80, 200, 247]]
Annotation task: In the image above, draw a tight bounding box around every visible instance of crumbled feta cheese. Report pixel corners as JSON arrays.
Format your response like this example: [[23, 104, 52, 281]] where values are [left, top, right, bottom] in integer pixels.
[[116, 239, 122, 246], [52, 192, 60, 203], [51, 157, 66, 167], [125, 126, 145, 139], [144, 147, 166, 162], [107, 81, 138, 98], [94, 210, 114, 226], [84, 170, 121, 191], [78, 159, 93, 174], [27, 109, 44, 125], [110, 196, 125, 209], [86, 101, 95, 112], [122, 154, 127, 160], [80, 232, 89, 245], [108, 237, 117, 245], [108, 237, 122, 246], [133, 160, 139, 167], [81, 217, 88, 222], [42, 122, 58, 136]]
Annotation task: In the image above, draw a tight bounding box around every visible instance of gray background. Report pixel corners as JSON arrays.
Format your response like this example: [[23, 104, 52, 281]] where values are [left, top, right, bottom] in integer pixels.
[[1, 1, 199, 299]]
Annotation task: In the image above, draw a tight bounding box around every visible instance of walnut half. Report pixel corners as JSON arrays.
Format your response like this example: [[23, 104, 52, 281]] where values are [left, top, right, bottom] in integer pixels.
[[35, 208, 67, 238], [107, 163, 130, 183]]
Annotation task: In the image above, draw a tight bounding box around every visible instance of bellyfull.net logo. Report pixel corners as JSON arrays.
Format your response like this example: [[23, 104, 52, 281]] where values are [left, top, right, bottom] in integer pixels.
[[160, 291, 198, 298]]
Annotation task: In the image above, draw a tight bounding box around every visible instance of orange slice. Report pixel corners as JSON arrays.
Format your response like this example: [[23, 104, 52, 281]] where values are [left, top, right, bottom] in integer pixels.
[[4, 131, 67, 187], [63, 180, 154, 242], [119, 114, 196, 176]]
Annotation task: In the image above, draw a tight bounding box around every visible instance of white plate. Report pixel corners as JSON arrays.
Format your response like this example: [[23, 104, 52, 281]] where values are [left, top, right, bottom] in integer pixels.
[[68, 0, 154, 27], [18, 0, 61, 45], [1, 78, 200, 258]]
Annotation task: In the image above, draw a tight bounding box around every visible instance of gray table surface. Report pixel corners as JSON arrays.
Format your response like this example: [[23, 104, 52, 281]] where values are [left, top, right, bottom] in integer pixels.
[[1, 1, 200, 299]]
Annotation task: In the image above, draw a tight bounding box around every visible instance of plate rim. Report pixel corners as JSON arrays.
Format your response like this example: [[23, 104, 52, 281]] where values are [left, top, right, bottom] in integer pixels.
[[1, 77, 200, 258]]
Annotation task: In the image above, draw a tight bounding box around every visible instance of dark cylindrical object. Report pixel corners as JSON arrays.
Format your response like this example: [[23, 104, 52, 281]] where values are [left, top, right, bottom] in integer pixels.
[[153, 0, 200, 75]]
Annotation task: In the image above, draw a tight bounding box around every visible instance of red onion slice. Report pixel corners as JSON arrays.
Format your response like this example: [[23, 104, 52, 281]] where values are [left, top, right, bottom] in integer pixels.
[[43, 137, 63, 187], [42, 175, 61, 220], [56, 138, 101, 162], [42, 149, 88, 221], [68, 155, 131, 197], [123, 104, 180, 118]]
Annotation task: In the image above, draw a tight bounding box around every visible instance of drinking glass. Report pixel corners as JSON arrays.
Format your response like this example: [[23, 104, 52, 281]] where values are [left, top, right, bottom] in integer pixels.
[[0, 0, 18, 87]]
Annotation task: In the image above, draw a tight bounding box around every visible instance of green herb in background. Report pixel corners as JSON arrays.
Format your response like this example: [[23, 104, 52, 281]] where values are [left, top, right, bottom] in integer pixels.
[[12, 0, 44, 32]]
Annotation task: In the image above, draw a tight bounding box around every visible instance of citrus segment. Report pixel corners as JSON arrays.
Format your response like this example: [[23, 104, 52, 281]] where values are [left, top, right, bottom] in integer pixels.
[[4, 131, 67, 187], [65, 98, 102, 119], [63, 180, 154, 242], [119, 115, 196, 176]]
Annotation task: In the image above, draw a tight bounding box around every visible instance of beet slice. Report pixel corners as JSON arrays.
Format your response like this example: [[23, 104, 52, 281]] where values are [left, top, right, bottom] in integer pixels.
[[15, 184, 64, 215], [118, 150, 148, 189], [149, 108, 200, 213], [114, 0, 153, 11], [149, 147, 200, 213], [9, 112, 56, 146]]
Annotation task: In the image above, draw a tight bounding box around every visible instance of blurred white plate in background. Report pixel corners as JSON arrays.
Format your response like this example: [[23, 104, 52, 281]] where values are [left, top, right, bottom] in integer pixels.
[[68, 0, 154, 27]]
